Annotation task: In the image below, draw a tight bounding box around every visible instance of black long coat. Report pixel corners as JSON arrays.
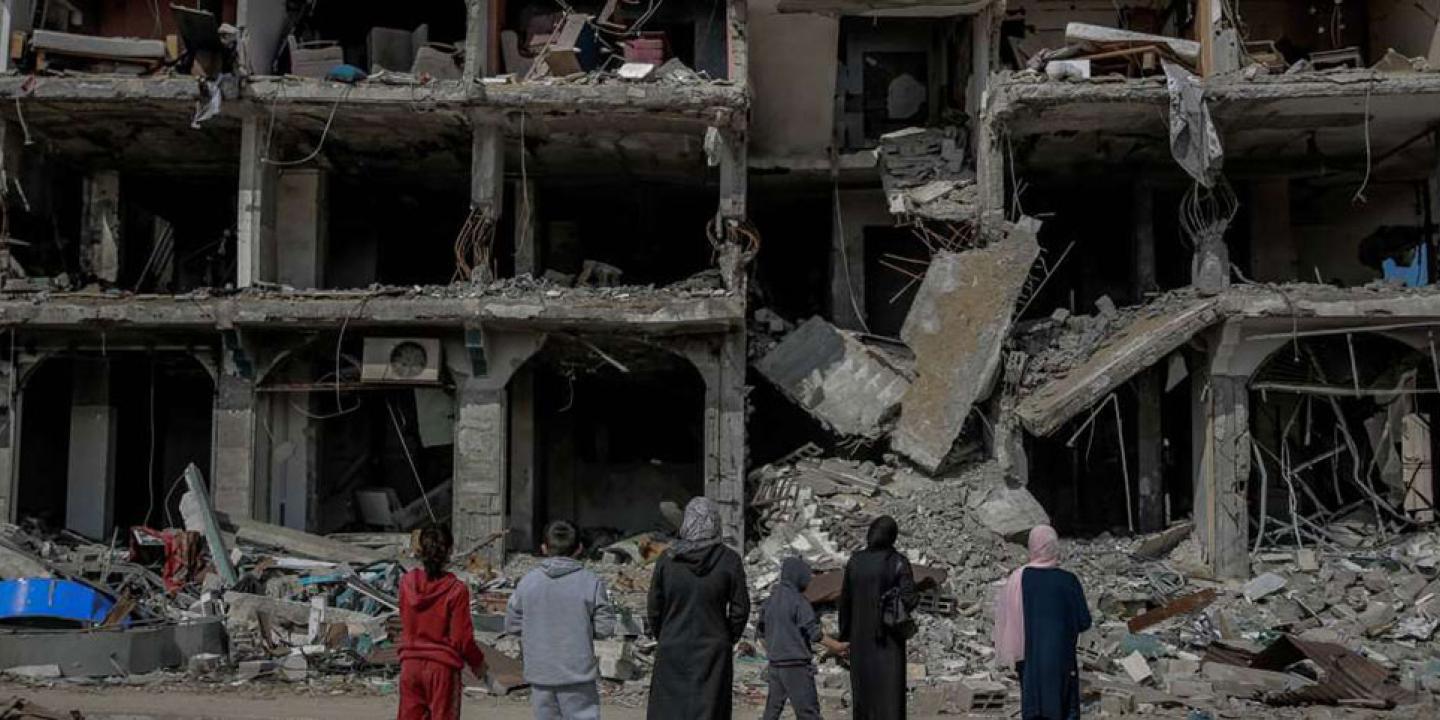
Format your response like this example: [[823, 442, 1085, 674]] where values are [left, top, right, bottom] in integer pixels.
[[646, 544, 750, 720], [1019, 567, 1091, 720], [838, 549, 918, 720]]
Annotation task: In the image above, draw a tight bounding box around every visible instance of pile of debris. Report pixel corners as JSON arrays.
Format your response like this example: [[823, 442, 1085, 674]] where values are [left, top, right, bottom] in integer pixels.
[[740, 449, 1440, 716], [877, 127, 977, 221]]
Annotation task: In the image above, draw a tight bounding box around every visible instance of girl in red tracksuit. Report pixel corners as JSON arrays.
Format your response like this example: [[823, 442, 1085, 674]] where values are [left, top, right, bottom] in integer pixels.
[[399, 525, 486, 720]]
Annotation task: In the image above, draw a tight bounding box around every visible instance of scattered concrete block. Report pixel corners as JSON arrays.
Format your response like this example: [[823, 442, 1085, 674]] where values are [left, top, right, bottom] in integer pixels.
[[1119, 651, 1153, 684], [973, 482, 1050, 538], [1295, 548, 1319, 572], [236, 660, 277, 682], [1166, 678, 1214, 698], [756, 316, 911, 438], [3, 664, 62, 679], [891, 218, 1040, 471], [1101, 688, 1136, 714], [1243, 572, 1287, 602]]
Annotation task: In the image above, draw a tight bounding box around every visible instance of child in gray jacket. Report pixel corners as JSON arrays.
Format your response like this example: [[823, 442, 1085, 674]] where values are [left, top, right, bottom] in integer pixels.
[[506, 521, 616, 720], [757, 556, 848, 720]]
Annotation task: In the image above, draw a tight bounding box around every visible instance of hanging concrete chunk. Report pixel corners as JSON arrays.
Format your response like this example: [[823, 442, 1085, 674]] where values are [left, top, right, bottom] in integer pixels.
[[890, 218, 1041, 472], [756, 316, 911, 439]]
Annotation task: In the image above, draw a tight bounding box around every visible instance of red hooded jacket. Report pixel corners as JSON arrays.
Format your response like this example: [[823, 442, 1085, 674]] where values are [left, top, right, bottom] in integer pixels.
[[398, 569, 486, 672]]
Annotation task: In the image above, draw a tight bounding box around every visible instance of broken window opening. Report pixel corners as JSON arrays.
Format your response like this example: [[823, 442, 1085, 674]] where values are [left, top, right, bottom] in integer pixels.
[[508, 336, 705, 552], [837, 16, 970, 151], [503, 178, 718, 288], [1026, 364, 1194, 538], [1248, 333, 1439, 539], [254, 331, 454, 533], [118, 173, 239, 292], [15, 0, 237, 75], [499, 0, 727, 81], [16, 350, 215, 539], [264, 0, 467, 79]]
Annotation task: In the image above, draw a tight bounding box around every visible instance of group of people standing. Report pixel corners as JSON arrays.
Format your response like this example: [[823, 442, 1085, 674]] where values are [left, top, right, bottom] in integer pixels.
[[395, 498, 1090, 720]]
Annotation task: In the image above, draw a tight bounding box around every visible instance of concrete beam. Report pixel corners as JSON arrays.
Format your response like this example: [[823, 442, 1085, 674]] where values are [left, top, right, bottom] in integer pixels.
[[0, 292, 745, 333]]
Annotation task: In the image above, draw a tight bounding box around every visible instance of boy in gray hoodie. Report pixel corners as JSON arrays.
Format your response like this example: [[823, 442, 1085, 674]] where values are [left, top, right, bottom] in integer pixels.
[[506, 521, 616, 720], [757, 556, 847, 720]]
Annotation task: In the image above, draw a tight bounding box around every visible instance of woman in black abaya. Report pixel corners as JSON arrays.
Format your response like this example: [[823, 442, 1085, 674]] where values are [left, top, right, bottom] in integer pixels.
[[838, 515, 918, 720]]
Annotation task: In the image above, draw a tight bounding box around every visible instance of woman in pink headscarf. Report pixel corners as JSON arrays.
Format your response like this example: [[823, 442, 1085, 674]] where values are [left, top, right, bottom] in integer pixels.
[[992, 525, 1090, 720]]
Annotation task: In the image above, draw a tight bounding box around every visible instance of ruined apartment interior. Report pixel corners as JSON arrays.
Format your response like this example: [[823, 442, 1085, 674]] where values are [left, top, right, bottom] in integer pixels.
[[0, 0, 1434, 582]]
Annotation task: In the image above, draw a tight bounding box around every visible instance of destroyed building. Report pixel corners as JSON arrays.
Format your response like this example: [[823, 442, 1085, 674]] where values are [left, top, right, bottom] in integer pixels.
[[0, 0, 750, 566], [0, 0, 1437, 659], [0, 0, 1438, 712], [748, 0, 1440, 584]]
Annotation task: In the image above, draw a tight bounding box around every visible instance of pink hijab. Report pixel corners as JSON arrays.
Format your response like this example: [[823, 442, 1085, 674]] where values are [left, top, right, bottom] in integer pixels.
[[992, 525, 1060, 668]]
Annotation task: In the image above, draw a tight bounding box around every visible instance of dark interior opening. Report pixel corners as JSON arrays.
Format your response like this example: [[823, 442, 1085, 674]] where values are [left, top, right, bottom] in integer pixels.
[[312, 386, 455, 534], [290, 0, 468, 73], [16, 351, 214, 536], [836, 16, 968, 150], [1027, 365, 1193, 537], [749, 189, 830, 322], [500, 0, 728, 78], [519, 338, 705, 547], [325, 175, 471, 288], [863, 225, 921, 339], [527, 179, 716, 287], [118, 173, 238, 292]]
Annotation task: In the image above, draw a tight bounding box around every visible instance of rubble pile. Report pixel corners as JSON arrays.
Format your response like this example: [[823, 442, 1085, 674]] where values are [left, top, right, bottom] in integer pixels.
[[877, 127, 977, 221], [742, 452, 1440, 716]]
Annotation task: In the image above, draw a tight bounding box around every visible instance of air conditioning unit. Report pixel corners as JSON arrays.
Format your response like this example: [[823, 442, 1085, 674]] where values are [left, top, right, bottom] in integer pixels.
[[361, 337, 442, 384]]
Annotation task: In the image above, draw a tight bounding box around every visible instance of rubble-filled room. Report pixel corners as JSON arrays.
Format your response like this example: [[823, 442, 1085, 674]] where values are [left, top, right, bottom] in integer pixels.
[[508, 336, 706, 551], [8, 0, 236, 74], [2, 167, 239, 292], [499, 175, 721, 287], [252, 111, 473, 289], [496, 0, 730, 80], [999, 0, 1440, 79], [251, 331, 454, 533], [1248, 333, 1439, 536], [250, 0, 467, 79], [14, 347, 215, 539]]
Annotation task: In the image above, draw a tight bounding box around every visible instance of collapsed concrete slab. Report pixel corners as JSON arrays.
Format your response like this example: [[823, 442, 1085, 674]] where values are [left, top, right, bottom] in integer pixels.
[[890, 218, 1041, 472], [756, 316, 911, 438], [1016, 295, 1224, 436]]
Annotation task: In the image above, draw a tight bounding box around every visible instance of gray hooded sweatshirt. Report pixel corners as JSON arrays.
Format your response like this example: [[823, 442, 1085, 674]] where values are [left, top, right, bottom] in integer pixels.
[[757, 557, 821, 667], [504, 557, 617, 686]]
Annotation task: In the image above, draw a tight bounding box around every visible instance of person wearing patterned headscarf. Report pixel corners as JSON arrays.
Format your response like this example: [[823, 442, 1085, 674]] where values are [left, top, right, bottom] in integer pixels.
[[646, 497, 749, 719]]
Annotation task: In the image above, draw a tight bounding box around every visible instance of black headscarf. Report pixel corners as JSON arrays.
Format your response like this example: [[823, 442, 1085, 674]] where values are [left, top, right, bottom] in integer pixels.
[[865, 515, 899, 551]]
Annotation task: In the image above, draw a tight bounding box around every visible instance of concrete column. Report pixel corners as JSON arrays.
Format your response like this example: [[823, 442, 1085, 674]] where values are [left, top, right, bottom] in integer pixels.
[[449, 330, 543, 565], [464, 0, 488, 80], [725, 0, 747, 85], [680, 333, 748, 548], [1133, 183, 1156, 302], [507, 366, 537, 551], [1136, 370, 1165, 532], [81, 171, 121, 285], [0, 354, 15, 523], [717, 129, 747, 221], [276, 168, 328, 290], [454, 379, 508, 562], [66, 357, 116, 540], [1195, 322, 1251, 578], [472, 122, 505, 214], [212, 357, 257, 519], [1132, 182, 1164, 532], [238, 115, 277, 287]]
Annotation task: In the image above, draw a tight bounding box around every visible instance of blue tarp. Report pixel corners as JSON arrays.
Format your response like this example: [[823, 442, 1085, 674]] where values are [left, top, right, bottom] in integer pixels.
[[0, 578, 123, 628]]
